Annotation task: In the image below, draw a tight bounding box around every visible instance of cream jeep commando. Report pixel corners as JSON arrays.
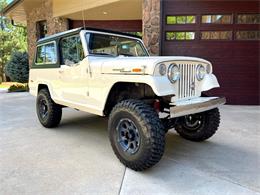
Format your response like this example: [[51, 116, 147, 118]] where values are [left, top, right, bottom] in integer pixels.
[[29, 27, 226, 171]]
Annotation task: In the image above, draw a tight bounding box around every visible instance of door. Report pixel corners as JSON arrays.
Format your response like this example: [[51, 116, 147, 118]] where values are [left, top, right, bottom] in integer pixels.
[[58, 35, 89, 105], [161, 0, 260, 105]]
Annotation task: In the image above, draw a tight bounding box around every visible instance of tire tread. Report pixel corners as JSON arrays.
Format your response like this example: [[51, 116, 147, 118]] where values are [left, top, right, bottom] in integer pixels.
[[108, 99, 165, 171], [37, 89, 62, 128], [175, 108, 220, 142]]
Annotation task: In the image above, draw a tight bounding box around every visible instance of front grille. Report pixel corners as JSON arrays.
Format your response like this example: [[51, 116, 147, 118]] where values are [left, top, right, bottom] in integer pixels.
[[178, 64, 197, 99]]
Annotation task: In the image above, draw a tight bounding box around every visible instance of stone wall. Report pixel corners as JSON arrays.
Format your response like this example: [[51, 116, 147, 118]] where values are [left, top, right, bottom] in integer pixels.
[[26, 0, 68, 66], [142, 0, 161, 56], [25, 0, 161, 63]]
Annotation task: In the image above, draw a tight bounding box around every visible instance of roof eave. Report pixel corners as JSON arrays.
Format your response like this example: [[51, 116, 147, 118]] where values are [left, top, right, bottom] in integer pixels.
[[1, 0, 23, 15]]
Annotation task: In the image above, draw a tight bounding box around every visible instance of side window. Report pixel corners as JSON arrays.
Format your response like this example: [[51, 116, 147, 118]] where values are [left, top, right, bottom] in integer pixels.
[[45, 43, 57, 63], [36, 42, 57, 64], [36, 46, 45, 63], [61, 36, 84, 65]]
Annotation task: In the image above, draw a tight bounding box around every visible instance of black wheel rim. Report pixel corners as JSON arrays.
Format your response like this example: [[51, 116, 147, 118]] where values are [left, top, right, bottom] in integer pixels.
[[183, 113, 204, 132], [39, 98, 48, 119], [116, 118, 140, 155]]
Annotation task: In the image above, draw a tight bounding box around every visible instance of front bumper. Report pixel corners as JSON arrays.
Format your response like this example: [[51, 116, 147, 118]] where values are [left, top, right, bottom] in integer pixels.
[[170, 97, 226, 118]]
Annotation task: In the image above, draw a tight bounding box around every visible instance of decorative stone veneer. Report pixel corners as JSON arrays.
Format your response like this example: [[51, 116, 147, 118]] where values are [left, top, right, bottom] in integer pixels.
[[142, 0, 161, 56], [26, 0, 68, 66], [25, 0, 160, 63]]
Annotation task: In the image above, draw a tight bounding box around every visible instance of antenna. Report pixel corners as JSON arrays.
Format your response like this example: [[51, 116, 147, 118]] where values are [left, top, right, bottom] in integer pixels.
[[81, 0, 86, 28]]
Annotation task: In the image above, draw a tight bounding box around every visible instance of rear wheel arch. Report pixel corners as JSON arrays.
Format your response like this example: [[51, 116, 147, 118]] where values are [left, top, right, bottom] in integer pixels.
[[38, 84, 49, 93], [37, 84, 55, 99]]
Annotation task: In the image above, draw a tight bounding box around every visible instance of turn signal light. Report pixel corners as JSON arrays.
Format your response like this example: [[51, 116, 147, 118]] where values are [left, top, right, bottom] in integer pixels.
[[132, 68, 142, 72]]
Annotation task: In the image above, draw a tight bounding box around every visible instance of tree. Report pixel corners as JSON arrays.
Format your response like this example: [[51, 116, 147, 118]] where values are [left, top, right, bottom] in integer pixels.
[[0, 0, 27, 82], [4, 51, 29, 83]]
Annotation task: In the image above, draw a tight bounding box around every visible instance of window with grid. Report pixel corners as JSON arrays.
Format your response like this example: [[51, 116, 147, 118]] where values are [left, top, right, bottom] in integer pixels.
[[166, 32, 195, 41], [235, 31, 260, 40], [201, 15, 232, 24], [237, 14, 260, 24], [201, 31, 232, 40], [166, 15, 196, 24]]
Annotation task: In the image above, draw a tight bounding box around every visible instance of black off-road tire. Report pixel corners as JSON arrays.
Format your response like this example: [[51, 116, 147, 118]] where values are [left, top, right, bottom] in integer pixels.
[[175, 108, 220, 142], [108, 100, 165, 171], [36, 89, 62, 128]]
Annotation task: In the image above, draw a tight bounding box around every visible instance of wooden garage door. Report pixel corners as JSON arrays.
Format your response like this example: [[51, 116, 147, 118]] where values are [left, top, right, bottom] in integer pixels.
[[162, 1, 260, 105]]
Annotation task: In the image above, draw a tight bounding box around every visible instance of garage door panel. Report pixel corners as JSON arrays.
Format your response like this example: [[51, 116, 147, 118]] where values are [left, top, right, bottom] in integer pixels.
[[205, 89, 259, 105], [162, 0, 259, 105], [164, 1, 260, 14]]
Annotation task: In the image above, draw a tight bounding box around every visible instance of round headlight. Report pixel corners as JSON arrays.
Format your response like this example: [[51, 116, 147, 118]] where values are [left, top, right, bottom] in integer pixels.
[[159, 64, 166, 76], [196, 64, 206, 81], [168, 64, 180, 83]]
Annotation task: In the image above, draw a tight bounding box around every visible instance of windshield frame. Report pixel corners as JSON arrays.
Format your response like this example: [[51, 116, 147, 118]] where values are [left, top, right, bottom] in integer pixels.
[[81, 30, 150, 57]]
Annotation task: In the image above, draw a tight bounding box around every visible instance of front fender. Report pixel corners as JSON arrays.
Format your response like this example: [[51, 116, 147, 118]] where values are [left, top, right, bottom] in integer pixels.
[[98, 74, 176, 114], [104, 75, 177, 97], [98, 73, 220, 115], [146, 76, 176, 96], [198, 74, 220, 92]]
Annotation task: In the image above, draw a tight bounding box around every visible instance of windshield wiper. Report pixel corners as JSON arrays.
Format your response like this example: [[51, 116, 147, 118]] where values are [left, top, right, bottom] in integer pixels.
[[118, 53, 134, 57], [90, 52, 115, 56]]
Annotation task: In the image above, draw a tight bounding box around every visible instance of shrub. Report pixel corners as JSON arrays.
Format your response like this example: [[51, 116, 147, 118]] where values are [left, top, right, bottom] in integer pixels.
[[4, 51, 29, 83], [8, 83, 29, 92]]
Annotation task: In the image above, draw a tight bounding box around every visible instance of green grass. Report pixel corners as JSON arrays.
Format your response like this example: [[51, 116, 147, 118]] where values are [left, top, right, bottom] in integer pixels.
[[0, 84, 9, 88]]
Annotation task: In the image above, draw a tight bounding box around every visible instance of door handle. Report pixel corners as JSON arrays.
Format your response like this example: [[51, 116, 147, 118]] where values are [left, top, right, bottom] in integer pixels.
[[58, 70, 64, 73]]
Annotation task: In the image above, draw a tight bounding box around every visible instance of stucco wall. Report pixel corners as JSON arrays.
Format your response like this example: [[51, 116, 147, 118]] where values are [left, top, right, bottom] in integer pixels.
[[26, 0, 68, 66], [142, 0, 161, 56]]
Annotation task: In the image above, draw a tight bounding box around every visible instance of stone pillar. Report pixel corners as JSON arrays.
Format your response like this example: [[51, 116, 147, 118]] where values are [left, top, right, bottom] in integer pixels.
[[142, 0, 161, 56], [26, 0, 68, 66]]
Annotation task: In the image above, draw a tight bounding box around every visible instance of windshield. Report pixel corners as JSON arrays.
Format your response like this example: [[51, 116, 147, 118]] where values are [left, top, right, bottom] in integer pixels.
[[85, 32, 149, 57]]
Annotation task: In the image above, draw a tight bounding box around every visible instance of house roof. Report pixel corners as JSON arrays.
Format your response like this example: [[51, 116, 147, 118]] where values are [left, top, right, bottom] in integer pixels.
[[2, 0, 22, 15], [1, 0, 27, 25]]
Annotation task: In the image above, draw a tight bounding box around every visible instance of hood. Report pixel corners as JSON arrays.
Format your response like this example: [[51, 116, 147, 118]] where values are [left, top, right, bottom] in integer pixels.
[[89, 56, 211, 75]]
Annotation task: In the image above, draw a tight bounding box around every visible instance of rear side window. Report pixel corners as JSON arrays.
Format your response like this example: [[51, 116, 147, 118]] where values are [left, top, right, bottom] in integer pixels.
[[60, 35, 84, 65], [36, 42, 57, 64]]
